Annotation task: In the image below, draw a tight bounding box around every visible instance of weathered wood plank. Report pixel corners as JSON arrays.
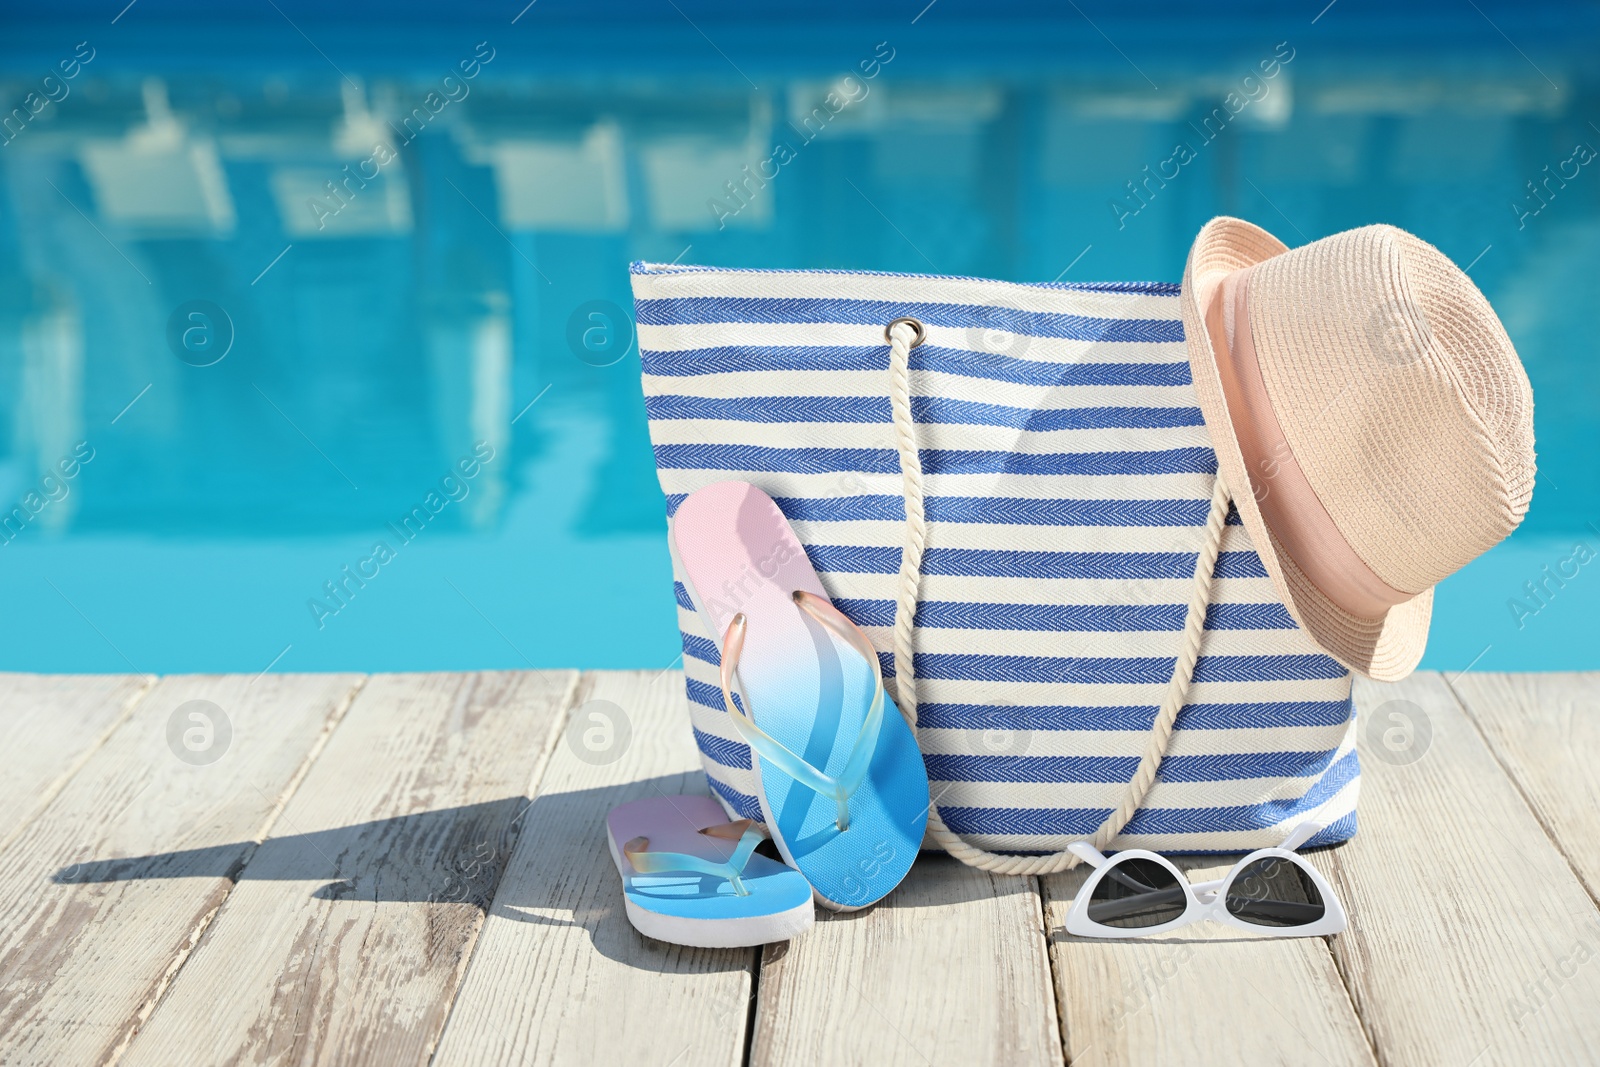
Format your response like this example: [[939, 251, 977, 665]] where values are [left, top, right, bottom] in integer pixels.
[[752, 853, 1061, 1067], [1448, 672, 1600, 903], [121, 670, 578, 1067], [0, 673, 363, 1067], [1327, 673, 1600, 1066], [432, 670, 756, 1067], [1041, 855, 1374, 1066], [0, 673, 152, 853]]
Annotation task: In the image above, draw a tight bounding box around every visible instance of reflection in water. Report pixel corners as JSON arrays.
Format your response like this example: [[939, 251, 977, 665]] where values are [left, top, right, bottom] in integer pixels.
[[0, 11, 1595, 672], [81, 80, 236, 237]]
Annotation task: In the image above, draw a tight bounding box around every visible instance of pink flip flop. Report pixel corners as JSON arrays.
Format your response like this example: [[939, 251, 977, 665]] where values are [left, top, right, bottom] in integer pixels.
[[670, 481, 929, 910]]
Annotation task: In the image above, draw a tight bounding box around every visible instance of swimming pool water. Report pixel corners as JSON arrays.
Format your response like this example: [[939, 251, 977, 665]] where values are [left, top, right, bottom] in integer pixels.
[[0, 3, 1595, 674]]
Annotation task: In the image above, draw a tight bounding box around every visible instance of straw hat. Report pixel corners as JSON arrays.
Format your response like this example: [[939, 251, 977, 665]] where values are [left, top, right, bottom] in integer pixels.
[[1179, 218, 1535, 681]]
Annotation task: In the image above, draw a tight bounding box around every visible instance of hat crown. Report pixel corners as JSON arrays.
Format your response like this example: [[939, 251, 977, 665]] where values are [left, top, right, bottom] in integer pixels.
[[1246, 224, 1534, 594]]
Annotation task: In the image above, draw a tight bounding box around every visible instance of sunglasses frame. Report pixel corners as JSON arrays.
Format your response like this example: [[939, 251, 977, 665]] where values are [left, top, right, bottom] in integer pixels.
[[1065, 825, 1347, 939]]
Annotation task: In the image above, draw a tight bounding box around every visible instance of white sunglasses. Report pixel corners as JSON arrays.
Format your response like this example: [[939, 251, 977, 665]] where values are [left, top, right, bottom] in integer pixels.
[[1065, 822, 1347, 939]]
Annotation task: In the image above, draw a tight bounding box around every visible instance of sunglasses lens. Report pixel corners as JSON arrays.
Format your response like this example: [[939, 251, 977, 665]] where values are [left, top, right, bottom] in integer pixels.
[[1086, 857, 1186, 928], [1224, 857, 1327, 927]]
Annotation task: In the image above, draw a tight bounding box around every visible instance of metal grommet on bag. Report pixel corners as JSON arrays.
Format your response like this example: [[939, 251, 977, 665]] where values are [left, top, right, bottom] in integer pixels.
[[884, 316, 926, 348]]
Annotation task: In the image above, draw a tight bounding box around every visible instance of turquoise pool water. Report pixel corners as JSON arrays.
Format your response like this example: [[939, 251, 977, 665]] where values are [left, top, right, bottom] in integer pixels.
[[0, 4, 1595, 674]]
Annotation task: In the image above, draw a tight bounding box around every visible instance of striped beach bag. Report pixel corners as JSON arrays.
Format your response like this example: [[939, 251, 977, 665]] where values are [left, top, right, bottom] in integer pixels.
[[631, 261, 1359, 870]]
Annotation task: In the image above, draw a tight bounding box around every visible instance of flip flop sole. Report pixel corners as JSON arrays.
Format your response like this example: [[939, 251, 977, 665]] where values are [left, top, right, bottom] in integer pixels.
[[671, 482, 930, 910], [606, 795, 814, 948]]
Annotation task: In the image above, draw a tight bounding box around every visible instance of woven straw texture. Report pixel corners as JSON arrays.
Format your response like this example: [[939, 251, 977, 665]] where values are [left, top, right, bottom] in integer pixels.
[[1181, 219, 1534, 680]]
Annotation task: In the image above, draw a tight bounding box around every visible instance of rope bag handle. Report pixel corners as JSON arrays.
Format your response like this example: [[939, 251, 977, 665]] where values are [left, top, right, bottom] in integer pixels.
[[884, 317, 1233, 875]]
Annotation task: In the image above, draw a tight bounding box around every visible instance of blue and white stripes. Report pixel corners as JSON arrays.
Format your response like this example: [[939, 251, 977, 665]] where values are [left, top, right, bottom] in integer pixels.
[[633, 261, 1358, 855]]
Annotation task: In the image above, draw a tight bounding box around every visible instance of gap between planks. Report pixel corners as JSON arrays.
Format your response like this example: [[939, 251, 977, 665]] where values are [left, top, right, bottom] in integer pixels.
[[0, 674, 156, 858], [751, 856, 1061, 1066], [1042, 858, 1373, 1067], [430, 670, 758, 1067], [104, 675, 371, 1067], [1327, 673, 1600, 1067], [1443, 672, 1600, 910], [422, 670, 586, 1065], [0, 673, 368, 1065], [12, 670, 1595, 1066], [119, 671, 583, 1066]]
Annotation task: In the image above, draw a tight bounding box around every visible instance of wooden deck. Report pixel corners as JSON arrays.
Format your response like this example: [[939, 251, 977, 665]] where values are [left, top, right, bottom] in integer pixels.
[[1, 669, 1597, 1066]]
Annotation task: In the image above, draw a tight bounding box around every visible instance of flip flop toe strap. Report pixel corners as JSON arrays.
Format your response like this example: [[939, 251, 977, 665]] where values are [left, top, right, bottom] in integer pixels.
[[719, 590, 888, 833], [623, 819, 767, 897]]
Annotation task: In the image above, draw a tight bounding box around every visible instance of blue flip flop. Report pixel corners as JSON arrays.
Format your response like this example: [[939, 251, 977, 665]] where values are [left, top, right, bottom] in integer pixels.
[[606, 794, 814, 947], [672, 481, 930, 910]]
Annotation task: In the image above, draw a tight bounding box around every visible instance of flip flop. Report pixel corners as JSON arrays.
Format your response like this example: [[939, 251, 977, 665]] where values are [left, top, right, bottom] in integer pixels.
[[671, 481, 930, 911], [605, 794, 814, 947]]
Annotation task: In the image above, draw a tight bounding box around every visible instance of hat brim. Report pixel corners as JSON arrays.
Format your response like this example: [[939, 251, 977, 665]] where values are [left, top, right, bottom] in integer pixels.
[[1179, 216, 1432, 681]]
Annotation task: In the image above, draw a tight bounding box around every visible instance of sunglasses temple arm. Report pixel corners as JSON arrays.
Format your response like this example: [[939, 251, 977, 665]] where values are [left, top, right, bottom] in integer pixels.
[[1279, 821, 1323, 852], [1067, 841, 1110, 869]]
